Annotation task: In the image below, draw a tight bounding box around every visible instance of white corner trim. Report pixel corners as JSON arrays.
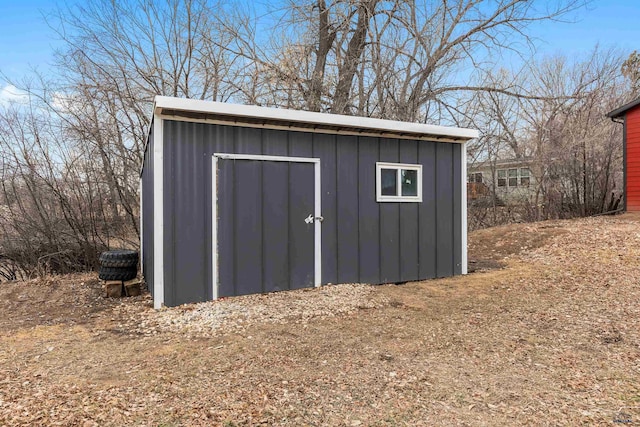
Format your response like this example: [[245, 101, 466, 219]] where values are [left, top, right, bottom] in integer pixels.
[[461, 142, 468, 275], [375, 162, 423, 203], [154, 96, 479, 141], [211, 155, 218, 300], [153, 115, 164, 309], [314, 160, 322, 287], [211, 153, 322, 296]]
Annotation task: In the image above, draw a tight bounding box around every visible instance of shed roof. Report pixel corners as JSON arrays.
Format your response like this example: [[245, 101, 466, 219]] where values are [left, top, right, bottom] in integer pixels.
[[153, 96, 479, 143], [607, 97, 640, 119]]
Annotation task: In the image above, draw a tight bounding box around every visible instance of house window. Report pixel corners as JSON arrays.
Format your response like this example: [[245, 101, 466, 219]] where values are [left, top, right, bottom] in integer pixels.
[[520, 168, 530, 186], [508, 168, 518, 187], [497, 169, 507, 187], [376, 162, 422, 202], [468, 172, 483, 183]]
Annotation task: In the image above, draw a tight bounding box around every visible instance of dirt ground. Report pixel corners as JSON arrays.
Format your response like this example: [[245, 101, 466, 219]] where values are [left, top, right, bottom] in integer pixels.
[[1, 214, 640, 426]]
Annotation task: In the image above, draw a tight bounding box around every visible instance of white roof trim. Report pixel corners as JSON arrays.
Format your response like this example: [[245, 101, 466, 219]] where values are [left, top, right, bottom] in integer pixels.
[[153, 96, 479, 141]]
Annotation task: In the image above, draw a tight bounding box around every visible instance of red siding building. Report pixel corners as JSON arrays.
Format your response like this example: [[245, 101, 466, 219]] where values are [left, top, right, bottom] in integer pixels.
[[608, 98, 640, 211]]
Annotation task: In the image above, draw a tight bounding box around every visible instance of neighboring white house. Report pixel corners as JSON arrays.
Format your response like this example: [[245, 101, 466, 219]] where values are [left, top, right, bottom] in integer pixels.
[[467, 158, 534, 204]]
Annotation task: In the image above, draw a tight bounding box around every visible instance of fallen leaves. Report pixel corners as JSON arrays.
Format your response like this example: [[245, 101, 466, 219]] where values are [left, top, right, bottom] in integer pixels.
[[1, 214, 640, 425]]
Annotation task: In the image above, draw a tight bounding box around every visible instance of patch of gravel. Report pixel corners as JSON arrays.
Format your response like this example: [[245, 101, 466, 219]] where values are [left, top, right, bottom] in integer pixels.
[[118, 283, 389, 337]]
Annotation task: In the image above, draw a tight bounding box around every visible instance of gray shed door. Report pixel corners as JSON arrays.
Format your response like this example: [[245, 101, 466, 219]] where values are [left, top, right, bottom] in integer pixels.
[[216, 157, 316, 297]]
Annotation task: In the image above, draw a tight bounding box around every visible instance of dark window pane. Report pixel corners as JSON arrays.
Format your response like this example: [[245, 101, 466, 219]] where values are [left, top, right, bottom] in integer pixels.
[[509, 177, 518, 187], [381, 169, 397, 196], [521, 177, 530, 186], [401, 169, 418, 196], [498, 178, 506, 187]]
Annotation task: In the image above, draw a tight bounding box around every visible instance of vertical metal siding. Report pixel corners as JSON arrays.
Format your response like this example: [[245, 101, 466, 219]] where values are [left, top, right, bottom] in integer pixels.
[[288, 161, 316, 289], [435, 142, 455, 277], [263, 129, 290, 292], [262, 160, 289, 292], [160, 120, 463, 305], [287, 131, 316, 289], [336, 136, 360, 283], [358, 137, 381, 284], [418, 142, 437, 279], [141, 122, 155, 293], [203, 125, 214, 301], [234, 160, 264, 295], [290, 129, 313, 156], [235, 127, 261, 154], [163, 122, 174, 306], [379, 138, 401, 282], [164, 121, 210, 306], [399, 140, 420, 282], [216, 156, 315, 296], [452, 143, 463, 274]]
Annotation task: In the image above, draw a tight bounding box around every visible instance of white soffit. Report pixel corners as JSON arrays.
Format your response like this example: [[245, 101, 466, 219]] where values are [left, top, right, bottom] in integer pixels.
[[154, 96, 479, 142]]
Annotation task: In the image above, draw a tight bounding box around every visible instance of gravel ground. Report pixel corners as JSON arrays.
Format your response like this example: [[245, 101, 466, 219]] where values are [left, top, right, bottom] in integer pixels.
[[117, 283, 390, 337]]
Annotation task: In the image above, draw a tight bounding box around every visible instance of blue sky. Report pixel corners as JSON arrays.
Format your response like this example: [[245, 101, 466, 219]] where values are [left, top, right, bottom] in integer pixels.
[[527, 0, 639, 57], [0, 0, 62, 82], [0, 0, 638, 88]]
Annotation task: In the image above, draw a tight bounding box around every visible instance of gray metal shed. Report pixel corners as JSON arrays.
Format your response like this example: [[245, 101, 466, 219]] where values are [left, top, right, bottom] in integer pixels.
[[141, 96, 478, 308]]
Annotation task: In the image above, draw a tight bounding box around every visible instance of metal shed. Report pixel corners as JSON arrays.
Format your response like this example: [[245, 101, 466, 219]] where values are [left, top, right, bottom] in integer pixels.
[[141, 96, 479, 308]]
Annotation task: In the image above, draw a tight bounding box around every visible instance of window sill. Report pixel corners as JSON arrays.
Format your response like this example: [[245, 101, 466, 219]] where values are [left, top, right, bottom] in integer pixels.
[[376, 196, 422, 203]]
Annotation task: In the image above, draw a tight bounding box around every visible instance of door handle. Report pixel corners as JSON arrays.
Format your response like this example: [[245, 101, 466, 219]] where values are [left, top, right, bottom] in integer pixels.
[[304, 214, 324, 224]]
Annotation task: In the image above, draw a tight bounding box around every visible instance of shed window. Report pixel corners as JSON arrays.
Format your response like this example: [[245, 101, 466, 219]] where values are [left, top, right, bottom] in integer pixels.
[[376, 162, 422, 202]]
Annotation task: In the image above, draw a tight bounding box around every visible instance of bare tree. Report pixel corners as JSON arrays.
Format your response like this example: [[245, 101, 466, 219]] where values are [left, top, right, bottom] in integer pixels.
[[465, 47, 628, 227], [229, 0, 587, 121], [0, 99, 119, 275], [622, 51, 640, 97], [0, 0, 246, 276], [41, 0, 245, 238]]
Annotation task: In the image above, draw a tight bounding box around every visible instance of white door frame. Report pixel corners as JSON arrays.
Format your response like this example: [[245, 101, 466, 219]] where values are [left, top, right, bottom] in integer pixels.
[[211, 153, 322, 299]]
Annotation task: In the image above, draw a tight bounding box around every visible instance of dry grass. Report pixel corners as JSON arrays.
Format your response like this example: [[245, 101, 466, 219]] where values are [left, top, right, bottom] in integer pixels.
[[1, 214, 640, 426]]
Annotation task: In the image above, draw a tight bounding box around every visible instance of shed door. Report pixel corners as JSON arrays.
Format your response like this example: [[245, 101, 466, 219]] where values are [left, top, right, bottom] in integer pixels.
[[214, 155, 320, 297]]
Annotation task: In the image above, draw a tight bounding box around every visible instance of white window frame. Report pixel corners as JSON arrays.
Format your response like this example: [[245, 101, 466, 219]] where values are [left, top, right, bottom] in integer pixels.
[[376, 162, 423, 202]]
